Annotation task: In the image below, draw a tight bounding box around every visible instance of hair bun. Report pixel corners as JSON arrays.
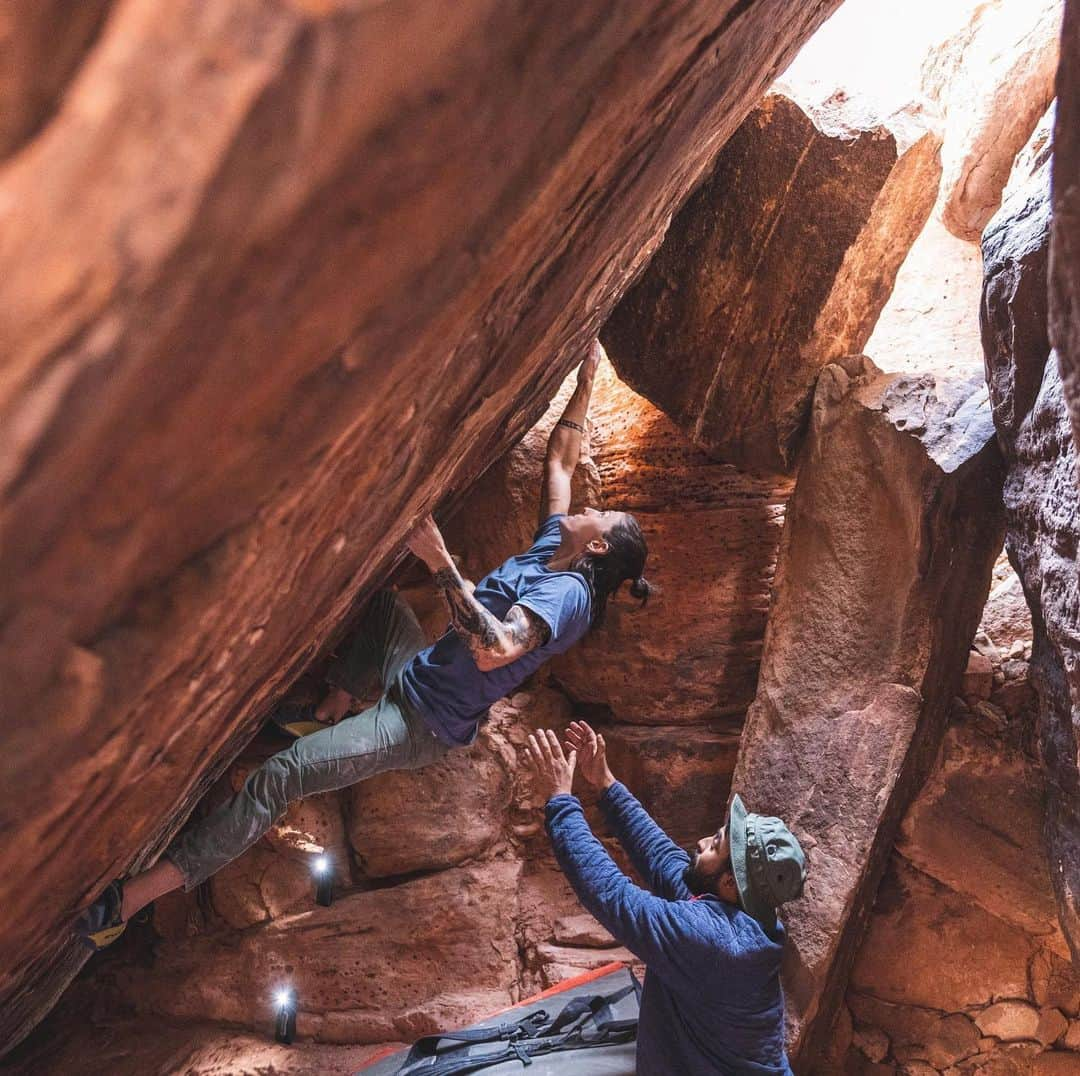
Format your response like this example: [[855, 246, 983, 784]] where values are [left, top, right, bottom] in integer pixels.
[[628, 576, 653, 605]]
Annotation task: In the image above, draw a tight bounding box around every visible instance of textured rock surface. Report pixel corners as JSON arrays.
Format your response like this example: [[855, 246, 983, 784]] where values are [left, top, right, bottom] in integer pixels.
[[897, 721, 1064, 948], [921, 0, 1063, 242], [452, 358, 793, 726], [981, 116, 1080, 963], [733, 356, 1004, 1064], [120, 860, 524, 1043], [347, 723, 513, 878], [1051, 0, 1080, 464], [836, 433, 1078, 1074], [0, 0, 847, 1050], [601, 93, 940, 472], [0, 0, 114, 159], [0, 1015, 395, 1076]]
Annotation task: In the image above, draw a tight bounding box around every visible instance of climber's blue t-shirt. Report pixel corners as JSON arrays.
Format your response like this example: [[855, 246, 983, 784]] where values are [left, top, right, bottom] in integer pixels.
[[399, 514, 591, 746]]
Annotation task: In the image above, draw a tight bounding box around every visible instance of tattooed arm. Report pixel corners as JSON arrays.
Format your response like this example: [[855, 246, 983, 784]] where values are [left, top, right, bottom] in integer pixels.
[[407, 516, 551, 671]]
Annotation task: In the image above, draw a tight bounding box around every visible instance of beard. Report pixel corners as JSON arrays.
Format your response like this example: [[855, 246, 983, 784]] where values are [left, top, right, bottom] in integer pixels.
[[684, 850, 725, 897]]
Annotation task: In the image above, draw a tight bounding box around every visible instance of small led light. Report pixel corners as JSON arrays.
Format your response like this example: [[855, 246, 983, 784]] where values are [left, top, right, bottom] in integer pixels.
[[274, 986, 296, 1045], [312, 854, 333, 907]]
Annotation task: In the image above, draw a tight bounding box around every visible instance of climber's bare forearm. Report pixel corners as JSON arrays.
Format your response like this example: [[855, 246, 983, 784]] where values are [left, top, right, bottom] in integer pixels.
[[545, 373, 593, 474], [540, 344, 601, 521]]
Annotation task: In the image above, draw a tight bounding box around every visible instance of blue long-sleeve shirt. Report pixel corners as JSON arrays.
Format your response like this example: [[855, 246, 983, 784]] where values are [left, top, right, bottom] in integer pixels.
[[545, 782, 792, 1075]]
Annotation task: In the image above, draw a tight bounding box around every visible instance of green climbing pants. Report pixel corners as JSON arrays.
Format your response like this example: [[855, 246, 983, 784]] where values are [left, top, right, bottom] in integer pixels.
[[166, 591, 448, 889]]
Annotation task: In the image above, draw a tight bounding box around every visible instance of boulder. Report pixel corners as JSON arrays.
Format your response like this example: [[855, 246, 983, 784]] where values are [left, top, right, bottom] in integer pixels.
[[850, 858, 1036, 1013], [1051, 0, 1080, 463], [921, 0, 1062, 241], [896, 721, 1065, 948], [1031, 948, 1080, 1016], [733, 355, 1004, 1062], [776, 0, 991, 387], [980, 557, 1035, 655], [0, 0, 849, 1047], [975, 1001, 1041, 1043], [1036, 1008, 1070, 1047], [981, 110, 1080, 962], [962, 651, 995, 699], [848, 994, 980, 1069], [114, 860, 522, 1044], [601, 94, 941, 472]]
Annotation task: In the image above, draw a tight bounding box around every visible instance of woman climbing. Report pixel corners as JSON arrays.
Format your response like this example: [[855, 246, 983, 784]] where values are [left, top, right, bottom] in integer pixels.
[[79, 340, 652, 948]]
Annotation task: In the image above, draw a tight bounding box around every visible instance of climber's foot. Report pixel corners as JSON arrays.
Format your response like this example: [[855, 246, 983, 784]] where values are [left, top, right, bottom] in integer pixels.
[[76, 880, 149, 951], [270, 700, 333, 739]]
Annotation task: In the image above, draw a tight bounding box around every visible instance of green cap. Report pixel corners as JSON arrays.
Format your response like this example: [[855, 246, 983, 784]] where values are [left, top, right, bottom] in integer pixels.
[[728, 793, 807, 933]]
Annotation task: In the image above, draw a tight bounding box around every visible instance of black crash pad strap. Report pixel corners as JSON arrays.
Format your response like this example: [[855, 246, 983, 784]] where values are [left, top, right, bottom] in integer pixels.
[[394, 983, 637, 1075]]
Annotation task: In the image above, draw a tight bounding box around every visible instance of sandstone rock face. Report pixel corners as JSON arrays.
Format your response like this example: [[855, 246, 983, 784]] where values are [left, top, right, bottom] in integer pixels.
[[835, 226, 1079, 1071], [981, 117, 1080, 963], [601, 93, 940, 473], [451, 358, 793, 727], [0, 1015, 395, 1076], [840, 708, 1080, 1072], [1051, 0, 1080, 465], [347, 724, 513, 878], [0, 0, 848, 1050], [121, 861, 524, 1044], [897, 721, 1064, 947], [0, 0, 113, 159], [550, 361, 794, 724], [922, 0, 1063, 241], [733, 356, 1004, 1064]]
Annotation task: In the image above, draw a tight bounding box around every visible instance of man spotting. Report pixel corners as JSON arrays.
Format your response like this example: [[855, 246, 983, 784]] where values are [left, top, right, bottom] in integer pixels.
[[80, 342, 653, 948], [526, 721, 807, 1076]]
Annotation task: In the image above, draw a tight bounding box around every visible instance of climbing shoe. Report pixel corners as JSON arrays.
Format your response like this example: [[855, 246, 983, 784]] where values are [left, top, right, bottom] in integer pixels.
[[77, 880, 154, 952], [270, 700, 329, 739], [77, 880, 127, 951]]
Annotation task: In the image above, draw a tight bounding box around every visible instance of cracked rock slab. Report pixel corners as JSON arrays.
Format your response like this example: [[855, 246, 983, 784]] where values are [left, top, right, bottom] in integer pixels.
[[601, 93, 941, 472]]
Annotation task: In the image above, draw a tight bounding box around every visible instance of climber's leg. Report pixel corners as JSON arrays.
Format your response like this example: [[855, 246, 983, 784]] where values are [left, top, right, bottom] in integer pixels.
[[81, 591, 437, 943], [275, 590, 429, 733], [165, 690, 446, 891], [325, 588, 429, 698]]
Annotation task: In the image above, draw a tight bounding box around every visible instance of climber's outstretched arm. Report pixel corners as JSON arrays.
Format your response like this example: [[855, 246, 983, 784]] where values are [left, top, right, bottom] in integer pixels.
[[539, 340, 602, 524], [408, 516, 550, 671]]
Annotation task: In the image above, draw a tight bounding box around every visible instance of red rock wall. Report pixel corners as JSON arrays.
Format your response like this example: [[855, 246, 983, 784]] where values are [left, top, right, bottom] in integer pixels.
[[1051, 0, 1080, 464], [0, 363, 777, 1072], [601, 93, 941, 473], [831, 568, 1080, 1072], [981, 112, 1080, 969], [0, 0, 847, 1053]]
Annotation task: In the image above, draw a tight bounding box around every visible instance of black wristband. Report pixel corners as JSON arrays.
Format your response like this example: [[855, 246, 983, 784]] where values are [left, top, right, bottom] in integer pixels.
[[557, 418, 585, 435]]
